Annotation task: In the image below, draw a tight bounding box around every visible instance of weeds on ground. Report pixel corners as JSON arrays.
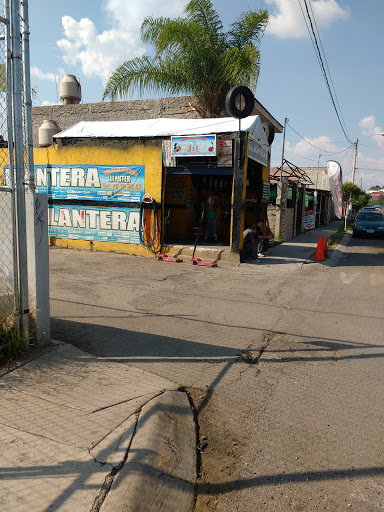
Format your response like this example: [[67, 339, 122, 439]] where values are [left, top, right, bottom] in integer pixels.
[[269, 237, 284, 248], [327, 222, 353, 251], [0, 310, 29, 365]]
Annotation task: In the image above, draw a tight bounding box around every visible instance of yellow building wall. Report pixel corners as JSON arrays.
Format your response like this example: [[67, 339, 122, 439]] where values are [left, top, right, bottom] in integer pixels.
[[34, 140, 163, 257]]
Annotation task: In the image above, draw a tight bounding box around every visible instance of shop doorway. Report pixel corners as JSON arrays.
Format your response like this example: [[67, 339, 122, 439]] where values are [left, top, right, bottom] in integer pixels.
[[164, 170, 233, 245], [244, 158, 264, 229]]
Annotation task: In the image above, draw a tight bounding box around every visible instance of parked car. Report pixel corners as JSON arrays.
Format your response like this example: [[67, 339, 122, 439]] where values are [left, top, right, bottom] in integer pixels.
[[353, 210, 384, 238]]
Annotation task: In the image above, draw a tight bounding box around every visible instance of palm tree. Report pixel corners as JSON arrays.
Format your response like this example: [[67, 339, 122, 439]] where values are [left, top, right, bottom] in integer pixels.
[[103, 0, 268, 118]]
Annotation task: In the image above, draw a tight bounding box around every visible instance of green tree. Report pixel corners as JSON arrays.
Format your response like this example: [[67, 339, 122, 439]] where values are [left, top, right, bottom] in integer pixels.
[[343, 182, 370, 216], [103, 0, 269, 117]]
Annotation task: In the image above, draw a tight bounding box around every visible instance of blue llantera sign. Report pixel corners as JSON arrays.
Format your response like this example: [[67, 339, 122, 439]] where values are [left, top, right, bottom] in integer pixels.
[[48, 204, 141, 244], [35, 164, 145, 202]]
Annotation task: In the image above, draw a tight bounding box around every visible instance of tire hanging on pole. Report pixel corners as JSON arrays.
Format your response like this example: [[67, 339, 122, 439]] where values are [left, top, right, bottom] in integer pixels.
[[225, 86, 255, 119]]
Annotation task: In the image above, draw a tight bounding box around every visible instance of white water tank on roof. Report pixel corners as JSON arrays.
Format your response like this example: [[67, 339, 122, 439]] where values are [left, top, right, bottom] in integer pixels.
[[60, 74, 81, 105], [38, 120, 60, 147]]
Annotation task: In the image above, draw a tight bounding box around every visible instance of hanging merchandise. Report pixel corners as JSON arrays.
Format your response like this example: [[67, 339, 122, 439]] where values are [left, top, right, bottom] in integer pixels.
[[139, 193, 160, 252]]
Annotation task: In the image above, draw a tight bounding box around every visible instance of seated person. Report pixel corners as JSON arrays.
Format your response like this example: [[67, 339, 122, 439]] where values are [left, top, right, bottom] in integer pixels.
[[242, 224, 260, 260], [242, 219, 273, 261], [254, 218, 273, 256]]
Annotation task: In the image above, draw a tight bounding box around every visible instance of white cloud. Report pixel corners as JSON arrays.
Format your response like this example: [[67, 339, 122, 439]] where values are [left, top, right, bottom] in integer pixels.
[[359, 115, 384, 149], [266, 0, 349, 39], [56, 1, 188, 85], [30, 66, 57, 82]]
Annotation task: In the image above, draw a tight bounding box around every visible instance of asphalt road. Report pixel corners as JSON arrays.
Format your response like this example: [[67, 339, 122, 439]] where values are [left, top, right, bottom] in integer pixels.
[[49, 236, 384, 511]]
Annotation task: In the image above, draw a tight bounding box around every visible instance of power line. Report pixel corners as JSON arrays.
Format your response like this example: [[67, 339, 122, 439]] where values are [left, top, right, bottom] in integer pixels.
[[357, 167, 384, 172], [286, 121, 353, 153], [299, 0, 352, 144], [306, 0, 351, 142]]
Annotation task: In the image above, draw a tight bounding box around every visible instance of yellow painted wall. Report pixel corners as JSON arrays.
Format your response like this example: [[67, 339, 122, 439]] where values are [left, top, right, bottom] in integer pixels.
[[34, 140, 163, 257]]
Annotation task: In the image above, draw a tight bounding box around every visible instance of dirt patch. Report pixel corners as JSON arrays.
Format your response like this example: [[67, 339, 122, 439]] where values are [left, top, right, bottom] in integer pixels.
[[187, 386, 247, 512]]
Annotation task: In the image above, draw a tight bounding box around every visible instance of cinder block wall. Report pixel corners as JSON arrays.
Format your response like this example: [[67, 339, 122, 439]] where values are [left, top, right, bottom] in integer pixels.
[[32, 96, 202, 147]]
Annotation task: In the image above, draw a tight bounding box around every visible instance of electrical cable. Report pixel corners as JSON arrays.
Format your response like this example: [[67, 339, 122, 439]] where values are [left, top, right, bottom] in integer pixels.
[[286, 121, 353, 154], [299, 0, 352, 144], [307, 0, 351, 142]]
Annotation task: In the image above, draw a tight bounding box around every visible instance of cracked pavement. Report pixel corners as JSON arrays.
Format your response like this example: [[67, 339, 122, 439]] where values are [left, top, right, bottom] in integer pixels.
[[0, 344, 196, 512]]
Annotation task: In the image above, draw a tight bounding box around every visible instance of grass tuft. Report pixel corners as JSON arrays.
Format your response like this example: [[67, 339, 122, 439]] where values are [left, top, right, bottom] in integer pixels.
[[327, 222, 353, 251], [0, 312, 29, 365]]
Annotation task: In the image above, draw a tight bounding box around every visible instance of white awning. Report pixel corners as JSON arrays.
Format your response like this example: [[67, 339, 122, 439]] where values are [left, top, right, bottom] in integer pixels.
[[54, 116, 269, 146]]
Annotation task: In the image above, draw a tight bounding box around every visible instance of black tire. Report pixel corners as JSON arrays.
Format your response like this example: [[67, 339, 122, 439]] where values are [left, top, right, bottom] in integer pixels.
[[225, 86, 255, 119]]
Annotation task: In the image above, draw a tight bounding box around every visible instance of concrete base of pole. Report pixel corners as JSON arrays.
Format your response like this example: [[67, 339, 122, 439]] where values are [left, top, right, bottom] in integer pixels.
[[26, 192, 50, 345]]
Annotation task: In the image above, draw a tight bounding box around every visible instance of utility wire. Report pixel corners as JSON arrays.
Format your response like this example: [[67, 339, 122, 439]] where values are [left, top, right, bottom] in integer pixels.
[[299, 0, 352, 144], [306, 0, 351, 142], [286, 121, 353, 154]]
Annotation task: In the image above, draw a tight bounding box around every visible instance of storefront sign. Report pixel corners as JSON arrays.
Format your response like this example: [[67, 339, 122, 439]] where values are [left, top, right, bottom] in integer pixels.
[[262, 181, 270, 200], [247, 135, 268, 167], [171, 135, 216, 157], [162, 140, 176, 167], [48, 204, 140, 244], [217, 138, 233, 167], [35, 165, 145, 202], [304, 209, 315, 230]]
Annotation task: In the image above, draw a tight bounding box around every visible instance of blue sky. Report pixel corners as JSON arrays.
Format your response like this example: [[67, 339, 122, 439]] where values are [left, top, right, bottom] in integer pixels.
[[28, 0, 384, 188]]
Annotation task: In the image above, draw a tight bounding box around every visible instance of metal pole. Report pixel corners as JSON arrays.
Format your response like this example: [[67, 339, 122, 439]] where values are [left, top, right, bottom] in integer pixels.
[[276, 117, 288, 237], [279, 117, 288, 186], [21, 0, 35, 191], [10, 0, 29, 338], [351, 138, 358, 184]]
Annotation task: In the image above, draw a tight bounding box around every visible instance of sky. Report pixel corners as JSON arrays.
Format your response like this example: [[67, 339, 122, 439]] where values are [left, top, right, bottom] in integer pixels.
[[27, 0, 384, 189]]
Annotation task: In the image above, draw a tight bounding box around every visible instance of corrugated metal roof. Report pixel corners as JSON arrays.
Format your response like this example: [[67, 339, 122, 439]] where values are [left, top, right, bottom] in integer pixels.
[[54, 116, 269, 145]]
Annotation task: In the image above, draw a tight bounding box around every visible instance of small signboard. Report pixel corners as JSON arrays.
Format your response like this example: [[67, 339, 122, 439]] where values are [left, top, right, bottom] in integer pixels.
[[171, 135, 216, 157], [262, 181, 270, 200], [247, 135, 268, 167], [304, 209, 315, 230], [217, 138, 233, 167]]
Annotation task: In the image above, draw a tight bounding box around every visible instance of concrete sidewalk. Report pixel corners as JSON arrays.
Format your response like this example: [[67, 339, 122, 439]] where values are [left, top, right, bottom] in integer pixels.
[[164, 220, 348, 268], [0, 343, 196, 512], [243, 220, 349, 270]]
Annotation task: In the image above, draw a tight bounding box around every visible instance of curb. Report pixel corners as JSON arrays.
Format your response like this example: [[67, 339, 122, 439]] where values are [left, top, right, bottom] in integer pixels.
[[100, 390, 197, 512], [304, 232, 352, 268]]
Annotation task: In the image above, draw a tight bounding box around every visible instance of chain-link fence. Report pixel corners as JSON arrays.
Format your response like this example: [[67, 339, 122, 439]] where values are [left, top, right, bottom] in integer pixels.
[[0, 11, 17, 336]]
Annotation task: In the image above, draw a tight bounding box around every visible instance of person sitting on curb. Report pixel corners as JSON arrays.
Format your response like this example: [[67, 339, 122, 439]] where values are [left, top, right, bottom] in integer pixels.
[[242, 224, 261, 262], [254, 218, 273, 257]]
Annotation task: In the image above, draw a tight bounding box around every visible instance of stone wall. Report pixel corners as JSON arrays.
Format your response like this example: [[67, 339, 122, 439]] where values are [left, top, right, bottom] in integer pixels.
[[267, 206, 277, 235]]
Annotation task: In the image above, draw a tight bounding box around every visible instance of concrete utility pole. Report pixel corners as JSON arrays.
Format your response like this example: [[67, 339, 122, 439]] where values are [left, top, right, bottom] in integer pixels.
[[275, 117, 288, 238], [351, 138, 358, 185]]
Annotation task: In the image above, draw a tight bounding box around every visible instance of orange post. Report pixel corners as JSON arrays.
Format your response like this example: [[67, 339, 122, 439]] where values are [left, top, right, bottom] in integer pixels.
[[314, 235, 325, 261], [322, 235, 328, 258]]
